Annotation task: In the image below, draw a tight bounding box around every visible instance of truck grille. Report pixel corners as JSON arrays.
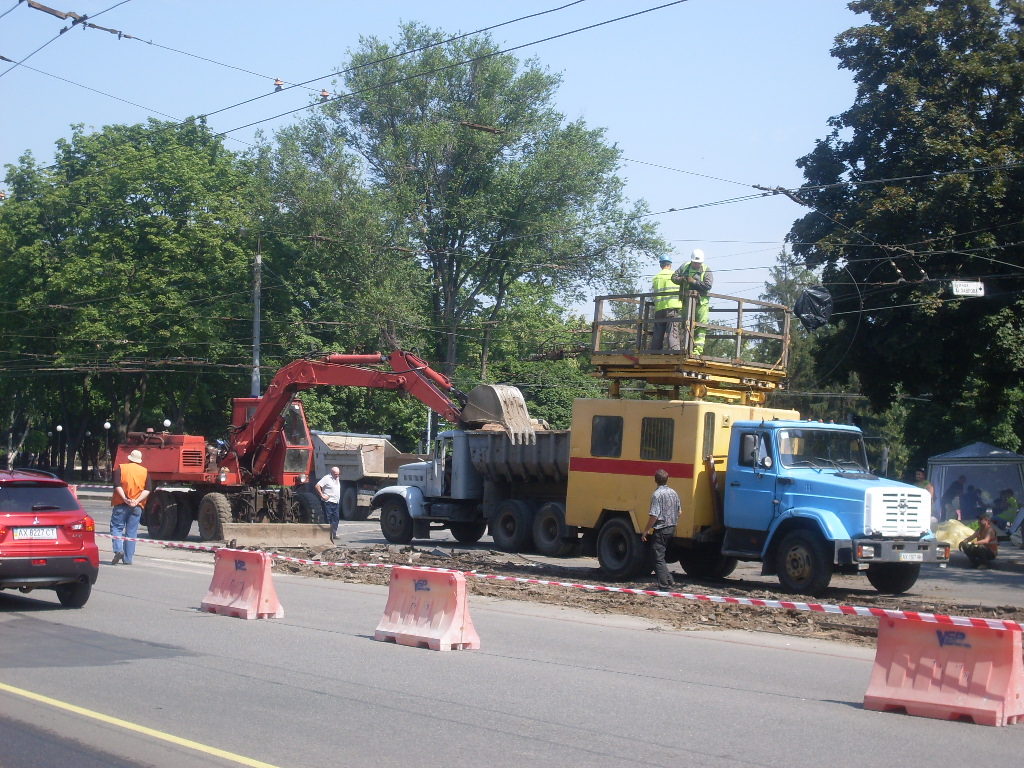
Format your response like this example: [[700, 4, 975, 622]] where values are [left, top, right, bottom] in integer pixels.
[[181, 451, 205, 468], [865, 487, 930, 536]]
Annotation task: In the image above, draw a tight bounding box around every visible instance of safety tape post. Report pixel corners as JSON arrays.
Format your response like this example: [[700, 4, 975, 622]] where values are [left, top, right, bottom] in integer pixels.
[[96, 533, 1023, 633]]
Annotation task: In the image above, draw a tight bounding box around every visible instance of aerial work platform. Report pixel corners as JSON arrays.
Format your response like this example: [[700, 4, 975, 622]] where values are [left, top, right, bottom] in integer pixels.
[[590, 291, 790, 405]]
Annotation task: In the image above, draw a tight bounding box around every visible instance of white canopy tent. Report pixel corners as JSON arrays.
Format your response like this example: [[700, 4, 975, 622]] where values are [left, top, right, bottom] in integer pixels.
[[927, 442, 1024, 521]]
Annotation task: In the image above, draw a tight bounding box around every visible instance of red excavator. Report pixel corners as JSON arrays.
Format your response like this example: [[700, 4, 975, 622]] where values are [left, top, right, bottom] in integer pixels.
[[113, 350, 533, 545]]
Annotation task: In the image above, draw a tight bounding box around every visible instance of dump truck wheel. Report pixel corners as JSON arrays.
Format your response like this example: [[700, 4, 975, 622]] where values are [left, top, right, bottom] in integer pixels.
[[297, 492, 322, 524], [597, 517, 649, 580], [380, 499, 414, 544], [866, 562, 921, 594], [532, 502, 577, 557], [146, 490, 178, 540], [172, 492, 194, 540], [197, 493, 232, 541], [449, 520, 487, 544], [775, 530, 832, 596], [677, 550, 738, 580], [490, 499, 535, 552], [340, 484, 358, 521]]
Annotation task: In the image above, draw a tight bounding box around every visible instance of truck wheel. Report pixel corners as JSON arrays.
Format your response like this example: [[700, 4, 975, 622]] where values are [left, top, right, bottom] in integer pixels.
[[597, 517, 649, 581], [340, 483, 358, 521], [532, 502, 577, 557], [197, 493, 232, 541], [677, 550, 738, 580], [449, 520, 488, 544], [172, 492, 194, 540], [866, 563, 921, 594], [490, 500, 535, 552], [775, 530, 832, 596], [380, 499, 414, 544], [297, 491, 322, 524], [55, 581, 91, 608], [146, 490, 179, 540]]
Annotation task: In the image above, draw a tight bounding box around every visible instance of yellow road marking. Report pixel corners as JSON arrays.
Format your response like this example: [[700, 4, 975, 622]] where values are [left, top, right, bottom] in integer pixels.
[[0, 681, 281, 768]]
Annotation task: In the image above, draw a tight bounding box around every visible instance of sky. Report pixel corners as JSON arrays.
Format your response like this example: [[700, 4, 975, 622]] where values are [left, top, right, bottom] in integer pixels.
[[0, 0, 862, 304]]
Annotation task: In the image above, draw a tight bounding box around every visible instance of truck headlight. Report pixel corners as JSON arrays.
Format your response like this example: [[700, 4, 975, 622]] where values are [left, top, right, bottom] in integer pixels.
[[856, 543, 878, 559]]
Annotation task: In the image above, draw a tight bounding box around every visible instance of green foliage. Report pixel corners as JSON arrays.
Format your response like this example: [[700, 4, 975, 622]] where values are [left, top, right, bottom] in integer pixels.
[[315, 22, 666, 370], [790, 0, 1024, 453]]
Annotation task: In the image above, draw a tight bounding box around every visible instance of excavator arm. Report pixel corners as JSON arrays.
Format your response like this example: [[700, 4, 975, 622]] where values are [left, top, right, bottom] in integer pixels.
[[230, 350, 533, 469]]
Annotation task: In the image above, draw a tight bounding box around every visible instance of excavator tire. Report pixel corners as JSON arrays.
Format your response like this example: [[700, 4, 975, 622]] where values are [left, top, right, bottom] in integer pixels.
[[172, 492, 195, 540], [297, 491, 322, 524], [146, 490, 179, 541], [197, 492, 232, 541]]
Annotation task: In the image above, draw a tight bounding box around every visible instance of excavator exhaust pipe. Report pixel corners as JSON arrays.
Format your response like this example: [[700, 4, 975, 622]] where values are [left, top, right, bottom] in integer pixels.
[[460, 385, 536, 444]]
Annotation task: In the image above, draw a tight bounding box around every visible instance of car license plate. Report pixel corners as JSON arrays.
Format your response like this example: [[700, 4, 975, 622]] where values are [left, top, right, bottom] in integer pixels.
[[13, 527, 57, 540], [899, 552, 924, 562]]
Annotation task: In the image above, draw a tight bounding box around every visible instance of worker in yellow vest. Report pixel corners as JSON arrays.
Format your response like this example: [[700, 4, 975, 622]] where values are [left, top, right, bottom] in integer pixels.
[[651, 257, 683, 351], [110, 449, 152, 565], [672, 249, 713, 356]]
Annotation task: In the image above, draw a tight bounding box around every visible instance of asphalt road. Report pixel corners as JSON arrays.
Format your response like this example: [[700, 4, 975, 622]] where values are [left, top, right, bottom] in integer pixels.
[[0, 506, 1022, 766]]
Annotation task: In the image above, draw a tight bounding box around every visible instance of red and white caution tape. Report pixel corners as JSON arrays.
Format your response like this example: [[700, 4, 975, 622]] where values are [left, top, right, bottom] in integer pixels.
[[97, 533, 1023, 632]]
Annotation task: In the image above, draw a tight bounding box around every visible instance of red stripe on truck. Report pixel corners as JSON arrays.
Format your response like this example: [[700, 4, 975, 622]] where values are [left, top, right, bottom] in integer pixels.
[[569, 457, 695, 478]]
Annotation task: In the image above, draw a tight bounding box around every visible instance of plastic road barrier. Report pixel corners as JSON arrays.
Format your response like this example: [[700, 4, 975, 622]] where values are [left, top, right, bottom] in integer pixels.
[[374, 566, 480, 651], [200, 549, 284, 620], [864, 618, 1024, 726]]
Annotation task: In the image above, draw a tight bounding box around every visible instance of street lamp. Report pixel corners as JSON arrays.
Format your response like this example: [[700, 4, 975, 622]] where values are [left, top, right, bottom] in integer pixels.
[[55, 425, 63, 478], [103, 421, 112, 479]]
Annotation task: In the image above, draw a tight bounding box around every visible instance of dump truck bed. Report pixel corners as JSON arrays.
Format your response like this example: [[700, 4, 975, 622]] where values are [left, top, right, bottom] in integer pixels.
[[466, 429, 570, 483]]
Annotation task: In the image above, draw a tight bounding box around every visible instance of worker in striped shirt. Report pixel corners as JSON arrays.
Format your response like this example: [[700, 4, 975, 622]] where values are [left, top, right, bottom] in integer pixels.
[[642, 469, 680, 589]]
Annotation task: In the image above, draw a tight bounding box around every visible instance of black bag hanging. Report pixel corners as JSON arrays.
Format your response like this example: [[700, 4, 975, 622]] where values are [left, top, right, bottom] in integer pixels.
[[793, 286, 833, 331]]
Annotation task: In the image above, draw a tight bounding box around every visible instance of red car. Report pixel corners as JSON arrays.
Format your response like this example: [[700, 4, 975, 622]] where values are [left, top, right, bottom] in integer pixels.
[[0, 469, 100, 607]]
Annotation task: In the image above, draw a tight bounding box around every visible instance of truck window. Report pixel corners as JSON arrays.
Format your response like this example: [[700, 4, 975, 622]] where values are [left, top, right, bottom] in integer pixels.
[[738, 432, 772, 468], [778, 428, 867, 470], [591, 415, 623, 458], [640, 417, 673, 461], [702, 412, 715, 460]]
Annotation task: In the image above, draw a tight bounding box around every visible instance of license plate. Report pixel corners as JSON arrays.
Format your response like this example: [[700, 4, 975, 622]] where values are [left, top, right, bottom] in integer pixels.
[[899, 552, 924, 562], [13, 527, 57, 540]]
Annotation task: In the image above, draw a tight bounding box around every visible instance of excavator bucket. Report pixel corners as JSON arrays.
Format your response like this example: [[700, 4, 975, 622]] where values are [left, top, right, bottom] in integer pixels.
[[460, 385, 535, 444]]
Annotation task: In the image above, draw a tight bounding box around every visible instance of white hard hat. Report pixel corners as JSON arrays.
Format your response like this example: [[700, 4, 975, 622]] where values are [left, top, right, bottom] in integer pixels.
[[690, 249, 705, 264]]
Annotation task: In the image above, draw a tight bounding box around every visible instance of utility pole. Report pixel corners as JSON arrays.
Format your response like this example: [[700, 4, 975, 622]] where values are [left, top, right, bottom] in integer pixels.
[[251, 237, 262, 397]]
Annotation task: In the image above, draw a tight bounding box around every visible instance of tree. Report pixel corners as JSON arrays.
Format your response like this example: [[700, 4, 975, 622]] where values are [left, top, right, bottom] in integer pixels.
[[310, 22, 665, 372], [0, 118, 260, 473], [789, 0, 1024, 452]]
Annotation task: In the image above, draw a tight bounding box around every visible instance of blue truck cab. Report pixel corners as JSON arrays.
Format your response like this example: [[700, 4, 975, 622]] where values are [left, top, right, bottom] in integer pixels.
[[720, 420, 950, 595]]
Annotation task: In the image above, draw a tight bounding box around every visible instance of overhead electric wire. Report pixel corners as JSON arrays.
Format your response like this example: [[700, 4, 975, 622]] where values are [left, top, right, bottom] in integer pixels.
[[0, 0, 133, 80]]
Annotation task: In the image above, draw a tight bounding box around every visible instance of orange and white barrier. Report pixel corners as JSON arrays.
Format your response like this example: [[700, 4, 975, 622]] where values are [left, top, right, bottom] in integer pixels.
[[864, 618, 1024, 726], [374, 566, 480, 651], [200, 549, 284, 620]]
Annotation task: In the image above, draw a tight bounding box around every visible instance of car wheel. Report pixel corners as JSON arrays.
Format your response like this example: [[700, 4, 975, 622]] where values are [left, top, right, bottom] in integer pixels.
[[55, 581, 91, 608], [775, 530, 832, 596], [596, 517, 649, 580], [380, 499, 413, 544]]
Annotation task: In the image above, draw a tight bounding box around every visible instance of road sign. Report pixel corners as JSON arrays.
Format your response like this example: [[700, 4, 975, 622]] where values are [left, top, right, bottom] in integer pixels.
[[951, 280, 984, 297]]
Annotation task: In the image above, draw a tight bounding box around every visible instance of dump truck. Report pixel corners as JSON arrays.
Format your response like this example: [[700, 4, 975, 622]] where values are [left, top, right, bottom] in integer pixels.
[[309, 431, 427, 521], [371, 291, 950, 595], [113, 351, 533, 546]]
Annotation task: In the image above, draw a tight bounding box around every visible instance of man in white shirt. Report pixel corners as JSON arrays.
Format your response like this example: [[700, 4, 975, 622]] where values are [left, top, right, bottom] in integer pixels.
[[316, 466, 342, 541]]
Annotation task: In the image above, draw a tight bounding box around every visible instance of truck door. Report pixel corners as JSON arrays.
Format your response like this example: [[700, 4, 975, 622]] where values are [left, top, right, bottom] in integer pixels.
[[723, 429, 779, 532]]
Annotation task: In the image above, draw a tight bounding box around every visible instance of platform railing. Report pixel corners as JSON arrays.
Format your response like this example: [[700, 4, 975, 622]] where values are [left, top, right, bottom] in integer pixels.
[[591, 291, 790, 371]]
